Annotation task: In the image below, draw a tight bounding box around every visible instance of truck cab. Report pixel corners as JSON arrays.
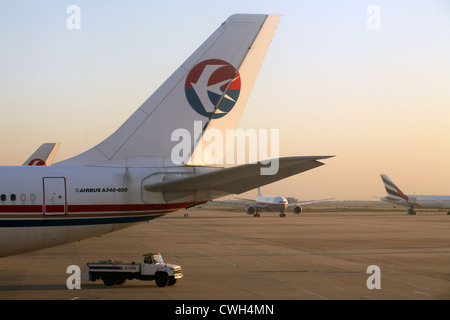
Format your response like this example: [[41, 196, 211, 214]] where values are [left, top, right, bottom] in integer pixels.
[[141, 253, 164, 274], [141, 253, 182, 286]]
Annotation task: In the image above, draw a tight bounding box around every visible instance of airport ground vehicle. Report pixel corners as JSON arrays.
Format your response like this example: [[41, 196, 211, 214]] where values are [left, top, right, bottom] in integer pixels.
[[81, 253, 183, 287]]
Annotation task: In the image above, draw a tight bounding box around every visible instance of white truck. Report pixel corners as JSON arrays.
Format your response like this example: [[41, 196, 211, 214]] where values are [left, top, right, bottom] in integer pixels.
[[81, 253, 183, 287]]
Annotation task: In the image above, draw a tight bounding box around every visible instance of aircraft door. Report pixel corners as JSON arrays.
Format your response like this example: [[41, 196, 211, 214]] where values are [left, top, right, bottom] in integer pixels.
[[43, 177, 67, 215]]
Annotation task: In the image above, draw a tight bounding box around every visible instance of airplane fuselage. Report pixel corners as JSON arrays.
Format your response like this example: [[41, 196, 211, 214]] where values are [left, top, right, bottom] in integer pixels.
[[0, 165, 207, 257], [255, 195, 288, 212], [383, 194, 450, 209]]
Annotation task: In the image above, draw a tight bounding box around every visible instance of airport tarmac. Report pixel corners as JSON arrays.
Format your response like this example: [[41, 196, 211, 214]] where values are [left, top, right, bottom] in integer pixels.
[[0, 209, 448, 300]]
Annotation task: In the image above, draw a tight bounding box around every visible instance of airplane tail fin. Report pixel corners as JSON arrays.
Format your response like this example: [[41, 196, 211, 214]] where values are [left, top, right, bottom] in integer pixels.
[[23, 143, 60, 166], [380, 174, 409, 201], [57, 14, 281, 167]]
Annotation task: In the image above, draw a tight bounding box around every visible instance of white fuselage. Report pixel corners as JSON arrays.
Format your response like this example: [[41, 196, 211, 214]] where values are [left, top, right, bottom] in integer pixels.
[[0, 165, 211, 257], [405, 195, 450, 209], [383, 194, 450, 209], [255, 195, 288, 212]]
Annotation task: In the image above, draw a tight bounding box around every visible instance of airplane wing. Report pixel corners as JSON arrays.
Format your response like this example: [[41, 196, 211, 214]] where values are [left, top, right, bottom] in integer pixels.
[[23, 143, 60, 166], [234, 198, 257, 202], [210, 200, 269, 211], [288, 198, 335, 207], [144, 156, 333, 199], [210, 200, 250, 207]]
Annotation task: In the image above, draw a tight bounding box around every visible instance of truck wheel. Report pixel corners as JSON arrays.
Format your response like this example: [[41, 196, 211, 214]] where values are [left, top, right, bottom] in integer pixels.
[[102, 275, 116, 286], [168, 279, 177, 286], [115, 279, 126, 285], [155, 272, 168, 287]]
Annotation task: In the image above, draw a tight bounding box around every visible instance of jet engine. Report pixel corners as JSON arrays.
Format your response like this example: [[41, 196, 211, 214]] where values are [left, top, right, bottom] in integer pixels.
[[293, 206, 302, 214], [247, 206, 256, 214], [246, 206, 260, 217]]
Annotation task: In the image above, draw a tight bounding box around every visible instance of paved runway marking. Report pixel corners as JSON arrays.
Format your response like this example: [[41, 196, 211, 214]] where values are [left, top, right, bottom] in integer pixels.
[[285, 285, 329, 300], [383, 288, 424, 300], [333, 286, 347, 291], [233, 284, 264, 299]]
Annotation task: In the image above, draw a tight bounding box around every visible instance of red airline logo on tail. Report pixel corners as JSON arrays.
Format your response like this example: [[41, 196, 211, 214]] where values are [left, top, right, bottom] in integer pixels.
[[28, 159, 47, 166]]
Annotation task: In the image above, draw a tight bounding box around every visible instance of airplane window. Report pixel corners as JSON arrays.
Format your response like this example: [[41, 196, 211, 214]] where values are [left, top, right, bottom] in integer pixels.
[[30, 194, 36, 201], [20, 194, 26, 201], [0, 194, 6, 201], [10, 194, 16, 201]]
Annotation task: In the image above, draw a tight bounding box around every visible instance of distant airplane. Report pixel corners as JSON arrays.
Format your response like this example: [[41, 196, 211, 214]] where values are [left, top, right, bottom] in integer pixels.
[[0, 14, 333, 258], [380, 174, 450, 215], [23, 143, 60, 166], [212, 187, 334, 217]]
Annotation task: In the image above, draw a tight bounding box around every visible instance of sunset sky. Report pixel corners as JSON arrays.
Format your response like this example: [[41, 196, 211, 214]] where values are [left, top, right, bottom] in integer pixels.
[[1, 0, 449, 201]]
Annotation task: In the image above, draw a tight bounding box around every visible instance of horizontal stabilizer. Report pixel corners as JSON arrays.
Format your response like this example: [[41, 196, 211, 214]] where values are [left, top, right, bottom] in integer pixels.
[[144, 156, 333, 197]]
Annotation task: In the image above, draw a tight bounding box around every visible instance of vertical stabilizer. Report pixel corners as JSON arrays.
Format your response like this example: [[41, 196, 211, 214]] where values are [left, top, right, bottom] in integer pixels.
[[23, 143, 60, 166], [381, 174, 409, 201], [57, 14, 280, 167], [188, 14, 281, 166]]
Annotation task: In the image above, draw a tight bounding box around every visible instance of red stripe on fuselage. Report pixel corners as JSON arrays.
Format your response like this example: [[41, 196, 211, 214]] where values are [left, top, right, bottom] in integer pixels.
[[0, 202, 202, 214], [68, 203, 197, 212], [0, 205, 42, 213]]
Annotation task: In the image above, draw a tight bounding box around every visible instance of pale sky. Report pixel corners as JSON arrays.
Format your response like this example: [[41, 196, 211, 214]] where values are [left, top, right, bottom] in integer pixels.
[[1, 0, 449, 200]]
